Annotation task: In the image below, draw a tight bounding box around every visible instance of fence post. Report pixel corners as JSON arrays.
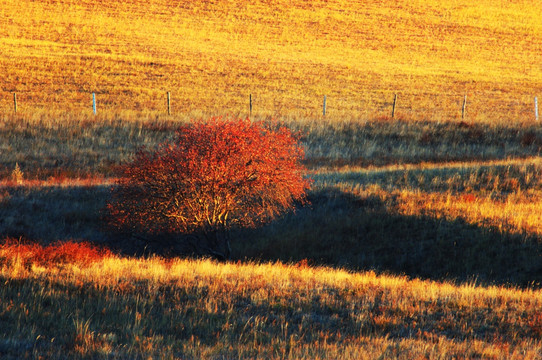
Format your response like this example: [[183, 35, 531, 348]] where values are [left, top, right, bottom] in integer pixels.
[[323, 95, 327, 116], [535, 96, 539, 122], [13, 93, 17, 113], [249, 94, 252, 117], [92, 93, 97, 115], [461, 94, 467, 120], [167, 92, 171, 115], [391, 93, 397, 119]]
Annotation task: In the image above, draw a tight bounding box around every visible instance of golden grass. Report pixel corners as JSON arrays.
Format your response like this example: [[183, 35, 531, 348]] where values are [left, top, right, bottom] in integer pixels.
[[396, 190, 542, 236], [1, 241, 542, 358], [1, 0, 541, 121], [0, 176, 116, 188], [316, 156, 542, 237], [2, 1, 542, 353], [11, 254, 539, 308]]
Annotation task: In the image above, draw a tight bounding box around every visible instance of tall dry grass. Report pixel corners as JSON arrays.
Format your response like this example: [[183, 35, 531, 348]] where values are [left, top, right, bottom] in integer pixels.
[[1, 241, 541, 359]]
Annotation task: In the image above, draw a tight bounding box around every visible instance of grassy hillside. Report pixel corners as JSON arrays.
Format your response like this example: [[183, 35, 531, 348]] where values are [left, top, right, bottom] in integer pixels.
[[1, 0, 541, 121], [2, 1, 542, 358], [1, 241, 541, 359]]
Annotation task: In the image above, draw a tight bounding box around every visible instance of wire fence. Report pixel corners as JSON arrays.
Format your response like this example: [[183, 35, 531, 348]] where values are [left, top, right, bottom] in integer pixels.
[[2, 89, 540, 123]]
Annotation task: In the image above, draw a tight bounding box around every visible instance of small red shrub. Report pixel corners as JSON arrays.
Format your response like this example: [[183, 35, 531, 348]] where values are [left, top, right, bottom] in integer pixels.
[[0, 239, 112, 267], [106, 117, 312, 259]]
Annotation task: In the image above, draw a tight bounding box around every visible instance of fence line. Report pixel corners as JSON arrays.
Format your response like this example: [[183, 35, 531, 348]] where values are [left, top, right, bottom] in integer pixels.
[[536, 96, 539, 122], [462, 95, 467, 120], [4, 91, 541, 122], [391, 94, 397, 119]]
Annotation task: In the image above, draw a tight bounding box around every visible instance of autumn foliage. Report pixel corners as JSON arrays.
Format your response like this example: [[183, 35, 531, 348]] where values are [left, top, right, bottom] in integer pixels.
[[106, 117, 311, 259], [0, 239, 112, 268]]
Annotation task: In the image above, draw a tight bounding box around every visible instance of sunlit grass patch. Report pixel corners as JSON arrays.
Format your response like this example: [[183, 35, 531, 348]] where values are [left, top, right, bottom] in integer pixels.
[[395, 190, 542, 237], [313, 157, 542, 236], [2, 154, 542, 286]]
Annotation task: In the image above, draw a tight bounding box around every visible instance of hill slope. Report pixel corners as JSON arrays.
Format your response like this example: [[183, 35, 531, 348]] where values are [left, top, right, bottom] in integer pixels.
[[1, 0, 541, 120]]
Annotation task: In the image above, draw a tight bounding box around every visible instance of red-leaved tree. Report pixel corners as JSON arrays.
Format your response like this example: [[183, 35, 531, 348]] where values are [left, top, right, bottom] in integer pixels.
[[106, 117, 311, 259]]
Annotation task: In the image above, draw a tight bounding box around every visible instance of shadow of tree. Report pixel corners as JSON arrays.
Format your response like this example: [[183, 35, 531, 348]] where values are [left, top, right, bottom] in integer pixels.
[[236, 188, 542, 288], [1, 184, 541, 287], [0, 185, 110, 243], [0, 184, 193, 258]]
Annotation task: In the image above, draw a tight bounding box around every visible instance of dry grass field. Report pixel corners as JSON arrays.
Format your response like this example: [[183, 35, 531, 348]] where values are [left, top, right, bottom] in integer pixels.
[[1, 0, 541, 121], [2, 0, 542, 358]]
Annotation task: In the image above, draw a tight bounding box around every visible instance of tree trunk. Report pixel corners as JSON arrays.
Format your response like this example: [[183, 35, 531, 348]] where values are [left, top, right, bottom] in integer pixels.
[[201, 230, 231, 261], [223, 232, 232, 260]]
